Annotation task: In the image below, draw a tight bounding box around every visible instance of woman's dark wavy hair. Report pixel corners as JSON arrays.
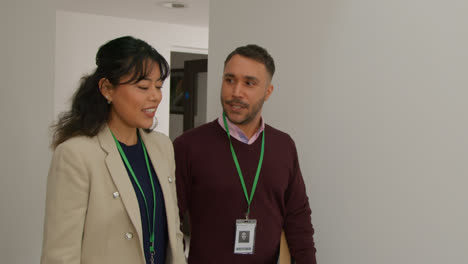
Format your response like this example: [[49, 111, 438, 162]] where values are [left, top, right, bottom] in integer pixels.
[[51, 36, 170, 149]]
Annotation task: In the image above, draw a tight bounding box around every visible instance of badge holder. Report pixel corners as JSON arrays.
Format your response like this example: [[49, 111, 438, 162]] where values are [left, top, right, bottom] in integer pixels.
[[234, 219, 257, 254]]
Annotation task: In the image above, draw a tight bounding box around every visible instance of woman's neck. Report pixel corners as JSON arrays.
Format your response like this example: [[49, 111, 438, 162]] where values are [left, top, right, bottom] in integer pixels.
[[108, 121, 138, 145]]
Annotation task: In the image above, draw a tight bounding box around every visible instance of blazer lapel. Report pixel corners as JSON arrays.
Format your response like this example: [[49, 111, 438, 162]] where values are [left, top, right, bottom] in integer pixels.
[[139, 129, 172, 196], [139, 129, 177, 244], [97, 126, 145, 255]]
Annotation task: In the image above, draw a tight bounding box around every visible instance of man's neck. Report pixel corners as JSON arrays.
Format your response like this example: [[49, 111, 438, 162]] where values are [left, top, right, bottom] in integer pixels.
[[237, 123, 261, 140], [234, 116, 262, 140], [219, 115, 265, 145]]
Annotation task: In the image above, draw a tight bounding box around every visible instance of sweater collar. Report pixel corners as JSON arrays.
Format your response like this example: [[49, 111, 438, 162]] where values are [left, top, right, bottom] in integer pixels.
[[217, 115, 265, 145]]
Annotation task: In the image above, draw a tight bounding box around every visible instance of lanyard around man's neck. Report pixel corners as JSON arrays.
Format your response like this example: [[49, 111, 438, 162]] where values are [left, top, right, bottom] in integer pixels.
[[222, 112, 265, 219]]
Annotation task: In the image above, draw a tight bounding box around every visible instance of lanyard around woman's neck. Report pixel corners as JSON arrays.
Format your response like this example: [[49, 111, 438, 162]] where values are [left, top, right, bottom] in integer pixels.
[[110, 129, 157, 258]]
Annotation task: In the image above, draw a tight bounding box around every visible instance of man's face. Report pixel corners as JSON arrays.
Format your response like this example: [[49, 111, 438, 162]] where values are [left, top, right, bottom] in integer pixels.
[[241, 232, 247, 240], [221, 55, 273, 130]]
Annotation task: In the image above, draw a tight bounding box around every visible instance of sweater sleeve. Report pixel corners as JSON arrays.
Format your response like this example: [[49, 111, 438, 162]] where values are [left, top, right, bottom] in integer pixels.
[[173, 137, 191, 222], [283, 137, 317, 264]]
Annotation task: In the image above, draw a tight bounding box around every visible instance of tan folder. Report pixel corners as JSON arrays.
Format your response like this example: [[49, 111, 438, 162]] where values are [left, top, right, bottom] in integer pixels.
[[278, 230, 291, 264]]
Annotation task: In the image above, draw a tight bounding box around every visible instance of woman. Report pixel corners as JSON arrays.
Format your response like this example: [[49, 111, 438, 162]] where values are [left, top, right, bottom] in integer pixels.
[[41, 36, 185, 264]]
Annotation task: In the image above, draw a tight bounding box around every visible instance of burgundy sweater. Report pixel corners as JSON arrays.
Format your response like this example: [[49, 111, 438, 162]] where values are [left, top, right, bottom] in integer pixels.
[[174, 120, 316, 264]]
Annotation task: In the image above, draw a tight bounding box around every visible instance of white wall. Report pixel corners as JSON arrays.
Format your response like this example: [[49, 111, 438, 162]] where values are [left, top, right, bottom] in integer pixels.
[[170, 114, 184, 141], [208, 1, 468, 263], [0, 0, 55, 263], [194, 72, 208, 128], [55, 10, 208, 135]]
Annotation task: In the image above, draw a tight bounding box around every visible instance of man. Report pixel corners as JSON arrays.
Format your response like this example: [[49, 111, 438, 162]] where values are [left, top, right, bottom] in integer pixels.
[[174, 44, 317, 263]]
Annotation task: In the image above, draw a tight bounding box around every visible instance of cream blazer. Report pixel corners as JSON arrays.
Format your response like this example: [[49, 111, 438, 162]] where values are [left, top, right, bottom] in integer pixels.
[[41, 126, 186, 264]]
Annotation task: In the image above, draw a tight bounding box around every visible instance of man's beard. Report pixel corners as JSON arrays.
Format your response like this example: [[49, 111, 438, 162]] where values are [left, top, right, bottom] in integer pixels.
[[222, 96, 266, 126]]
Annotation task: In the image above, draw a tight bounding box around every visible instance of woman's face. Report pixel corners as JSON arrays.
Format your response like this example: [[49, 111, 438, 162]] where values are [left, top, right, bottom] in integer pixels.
[[106, 62, 163, 132]]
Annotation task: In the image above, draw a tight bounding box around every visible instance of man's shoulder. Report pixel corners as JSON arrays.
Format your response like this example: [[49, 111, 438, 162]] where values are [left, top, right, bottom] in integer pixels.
[[265, 123, 294, 143]]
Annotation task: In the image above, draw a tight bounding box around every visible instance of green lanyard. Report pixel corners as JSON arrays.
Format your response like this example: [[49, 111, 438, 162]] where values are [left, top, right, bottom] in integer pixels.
[[111, 130, 157, 255], [222, 112, 265, 219]]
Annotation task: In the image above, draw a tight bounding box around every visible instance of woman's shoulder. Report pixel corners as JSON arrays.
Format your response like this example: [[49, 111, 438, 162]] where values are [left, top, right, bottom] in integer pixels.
[[142, 130, 173, 154], [54, 135, 101, 156], [144, 130, 171, 144]]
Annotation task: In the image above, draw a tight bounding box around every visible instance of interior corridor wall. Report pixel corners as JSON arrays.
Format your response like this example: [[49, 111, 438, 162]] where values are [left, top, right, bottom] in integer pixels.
[[56, 10, 208, 135], [207, 1, 468, 263], [0, 0, 55, 262]]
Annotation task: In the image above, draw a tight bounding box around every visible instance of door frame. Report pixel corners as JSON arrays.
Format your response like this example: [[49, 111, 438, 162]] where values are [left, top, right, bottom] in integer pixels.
[[183, 59, 208, 131]]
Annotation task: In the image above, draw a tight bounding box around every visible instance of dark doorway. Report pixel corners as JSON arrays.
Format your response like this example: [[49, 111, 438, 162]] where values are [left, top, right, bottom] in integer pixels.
[[169, 52, 208, 141]]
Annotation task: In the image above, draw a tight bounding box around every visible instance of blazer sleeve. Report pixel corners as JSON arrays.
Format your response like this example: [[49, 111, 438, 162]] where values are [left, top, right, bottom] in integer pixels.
[[156, 133, 186, 263], [41, 142, 89, 264]]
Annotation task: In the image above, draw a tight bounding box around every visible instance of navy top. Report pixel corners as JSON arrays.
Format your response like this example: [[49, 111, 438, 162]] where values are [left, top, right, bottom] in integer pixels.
[[119, 136, 168, 264]]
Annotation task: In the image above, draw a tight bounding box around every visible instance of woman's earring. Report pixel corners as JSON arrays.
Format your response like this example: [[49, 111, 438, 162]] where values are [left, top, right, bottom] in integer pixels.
[[150, 116, 158, 130], [105, 96, 111, 104]]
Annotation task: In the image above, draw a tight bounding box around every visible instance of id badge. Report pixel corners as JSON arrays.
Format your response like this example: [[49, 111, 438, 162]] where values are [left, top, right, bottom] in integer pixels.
[[234, 219, 257, 254]]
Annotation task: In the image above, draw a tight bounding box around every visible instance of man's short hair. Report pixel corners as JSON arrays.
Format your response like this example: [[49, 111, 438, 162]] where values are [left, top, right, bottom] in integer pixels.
[[224, 44, 275, 79]]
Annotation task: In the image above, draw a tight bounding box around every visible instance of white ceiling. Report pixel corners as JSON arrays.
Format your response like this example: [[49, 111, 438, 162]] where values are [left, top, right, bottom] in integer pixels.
[[56, 0, 209, 28]]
